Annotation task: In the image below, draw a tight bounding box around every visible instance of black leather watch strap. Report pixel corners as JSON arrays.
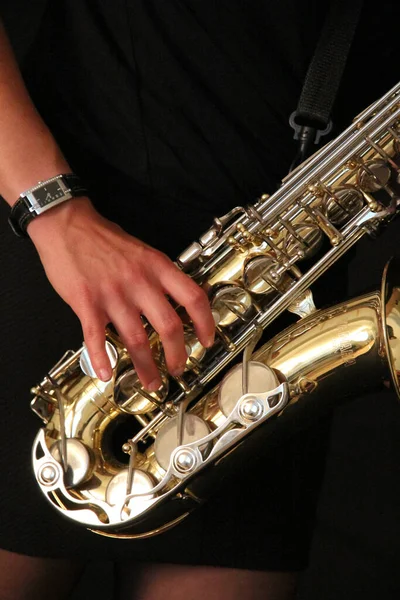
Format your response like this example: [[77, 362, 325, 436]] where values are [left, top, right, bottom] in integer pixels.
[[8, 197, 32, 237], [62, 173, 88, 197], [8, 173, 88, 238]]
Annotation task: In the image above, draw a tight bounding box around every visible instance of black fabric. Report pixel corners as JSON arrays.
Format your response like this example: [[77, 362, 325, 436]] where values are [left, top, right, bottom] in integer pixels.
[[0, 0, 399, 582], [22, 0, 329, 259], [289, 0, 363, 171], [295, 0, 363, 128]]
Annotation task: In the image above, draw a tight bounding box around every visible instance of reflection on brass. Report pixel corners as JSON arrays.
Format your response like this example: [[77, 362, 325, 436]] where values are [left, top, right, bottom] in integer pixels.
[[358, 160, 392, 192], [322, 186, 364, 225], [211, 284, 253, 328], [31, 83, 400, 539]]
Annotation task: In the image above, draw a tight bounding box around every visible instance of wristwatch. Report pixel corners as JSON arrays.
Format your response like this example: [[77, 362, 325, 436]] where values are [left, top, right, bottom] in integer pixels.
[[8, 173, 88, 237]]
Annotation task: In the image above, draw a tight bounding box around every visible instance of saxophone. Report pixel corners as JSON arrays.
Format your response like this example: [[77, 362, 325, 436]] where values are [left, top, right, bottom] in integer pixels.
[[31, 82, 400, 539]]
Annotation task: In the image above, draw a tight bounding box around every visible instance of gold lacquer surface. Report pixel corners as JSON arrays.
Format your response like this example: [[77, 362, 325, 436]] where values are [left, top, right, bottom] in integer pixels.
[[30, 84, 400, 537]]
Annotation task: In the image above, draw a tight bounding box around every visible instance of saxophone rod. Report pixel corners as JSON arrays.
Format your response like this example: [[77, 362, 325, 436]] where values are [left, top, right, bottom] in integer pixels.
[[254, 87, 400, 224], [194, 93, 400, 273], [195, 225, 366, 393], [47, 375, 68, 474]]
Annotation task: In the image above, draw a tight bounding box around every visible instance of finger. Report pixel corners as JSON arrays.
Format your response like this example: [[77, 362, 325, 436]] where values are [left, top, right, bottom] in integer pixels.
[[159, 264, 215, 348], [137, 286, 188, 377], [110, 303, 162, 392], [80, 310, 112, 382]]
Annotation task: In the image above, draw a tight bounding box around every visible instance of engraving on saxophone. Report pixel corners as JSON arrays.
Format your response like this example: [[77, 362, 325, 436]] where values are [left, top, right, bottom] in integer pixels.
[[31, 83, 400, 537], [332, 322, 356, 366]]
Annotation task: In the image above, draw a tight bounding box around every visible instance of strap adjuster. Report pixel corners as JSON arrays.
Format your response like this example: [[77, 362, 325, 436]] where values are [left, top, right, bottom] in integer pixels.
[[289, 111, 333, 146]]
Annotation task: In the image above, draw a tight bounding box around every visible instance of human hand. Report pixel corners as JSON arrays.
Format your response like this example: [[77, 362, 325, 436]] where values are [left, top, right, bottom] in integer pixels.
[[28, 197, 215, 390]]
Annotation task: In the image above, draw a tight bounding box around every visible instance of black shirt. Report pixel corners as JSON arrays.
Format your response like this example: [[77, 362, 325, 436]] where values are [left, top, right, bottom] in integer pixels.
[[22, 1, 399, 260]]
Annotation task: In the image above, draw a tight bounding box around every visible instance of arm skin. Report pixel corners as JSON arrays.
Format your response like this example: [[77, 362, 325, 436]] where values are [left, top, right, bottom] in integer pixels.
[[0, 21, 215, 388]]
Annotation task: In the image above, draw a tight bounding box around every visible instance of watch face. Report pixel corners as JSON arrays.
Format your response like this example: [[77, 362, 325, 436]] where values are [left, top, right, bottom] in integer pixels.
[[33, 181, 65, 207]]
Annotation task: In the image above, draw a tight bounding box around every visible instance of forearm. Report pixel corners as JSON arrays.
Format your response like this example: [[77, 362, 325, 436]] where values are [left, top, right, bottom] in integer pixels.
[[0, 20, 215, 387], [0, 19, 70, 207]]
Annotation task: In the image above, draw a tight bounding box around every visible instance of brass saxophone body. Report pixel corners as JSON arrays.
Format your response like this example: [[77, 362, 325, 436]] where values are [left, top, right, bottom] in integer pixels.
[[31, 82, 400, 538]]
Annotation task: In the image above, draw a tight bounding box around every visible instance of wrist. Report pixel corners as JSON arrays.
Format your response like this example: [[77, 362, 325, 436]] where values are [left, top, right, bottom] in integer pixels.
[[28, 195, 96, 246]]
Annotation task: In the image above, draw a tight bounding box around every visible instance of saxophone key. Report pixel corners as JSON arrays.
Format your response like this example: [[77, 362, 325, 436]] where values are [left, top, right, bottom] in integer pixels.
[[364, 135, 399, 171], [106, 469, 155, 519], [300, 203, 343, 246], [50, 438, 92, 488], [359, 190, 382, 213], [283, 222, 323, 259], [322, 185, 364, 225], [173, 375, 192, 394], [79, 341, 118, 379], [125, 441, 137, 495], [218, 361, 279, 417], [211, 284, 254, 327], [115, 369, 169, 414], [154, 414, 210, 471], [357, 159, 392, 193], [388, 125, 400, 157], [236, 223, 263, 247], [227, 236, 247, 253], [177, 242, 203, 269], [214, 325, 236, 352], [184, 327, 207, 372], [243, 255, 286, 294], [269, 251, 305, 281]]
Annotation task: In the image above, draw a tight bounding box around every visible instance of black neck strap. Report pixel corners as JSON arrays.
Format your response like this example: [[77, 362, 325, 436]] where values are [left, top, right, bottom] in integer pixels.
[[289, 0, 363, 170]]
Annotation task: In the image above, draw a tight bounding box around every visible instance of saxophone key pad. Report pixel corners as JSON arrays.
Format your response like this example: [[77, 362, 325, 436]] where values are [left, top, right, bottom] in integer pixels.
[[322, 186, 364, 225], [284, 223, 323, 259], [184, 329, 206, 366], [115, 368, 168, 414], [154, 414, 210, 471], [80, 341, 118, 379], [50, 439, 92, 488], [358, 160, 391, 192], [218, 361, 279, 417], [106, 469, 154, 520], [211, 285, 253, 327], [243, 256, 282, 294]]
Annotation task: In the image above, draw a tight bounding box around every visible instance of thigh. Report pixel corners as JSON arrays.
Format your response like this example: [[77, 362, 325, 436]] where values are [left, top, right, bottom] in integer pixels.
[[116, 562, 299, 600], [0, 548, 84, 600]]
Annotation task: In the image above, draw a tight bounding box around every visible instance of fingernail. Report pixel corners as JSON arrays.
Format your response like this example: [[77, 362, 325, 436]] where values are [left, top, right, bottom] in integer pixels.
[[171, 364, 186, 377], [205, 335, 215, 348], [147, 378, 162, 392], [99, 368, 112, 382]]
